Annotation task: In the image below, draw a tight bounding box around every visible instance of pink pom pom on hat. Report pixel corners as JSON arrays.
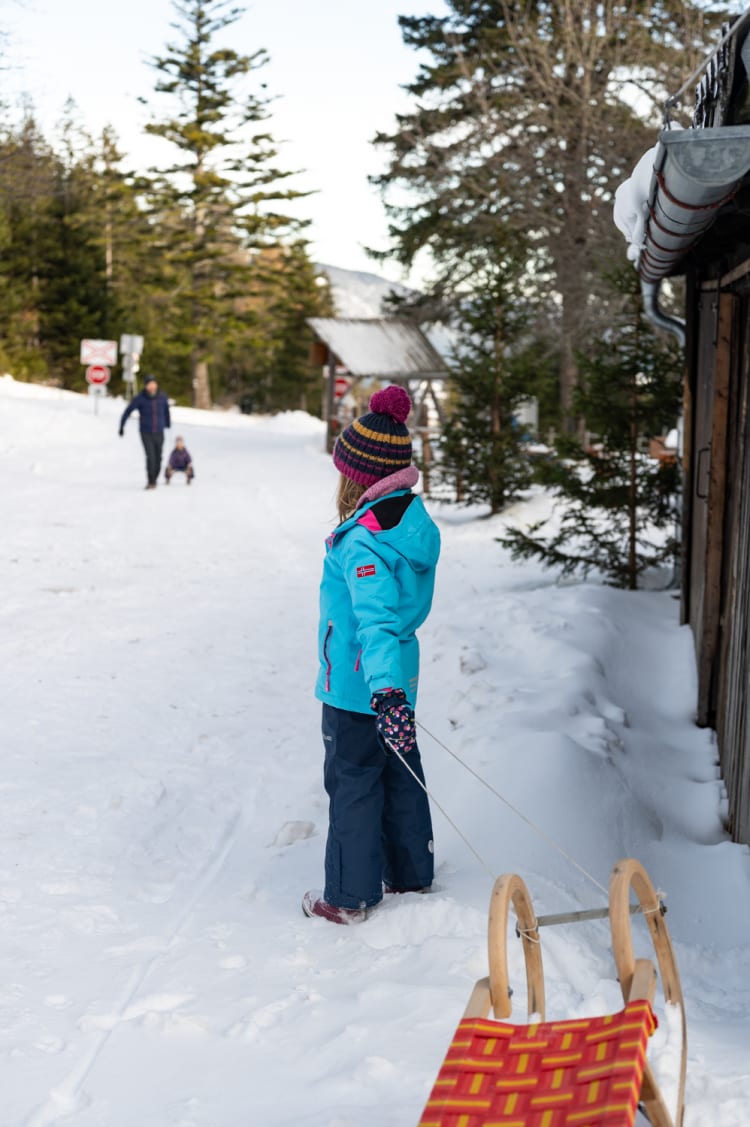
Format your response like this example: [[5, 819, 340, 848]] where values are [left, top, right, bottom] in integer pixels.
[[369, 385, 411, 424], [333, 385, 413, 487]]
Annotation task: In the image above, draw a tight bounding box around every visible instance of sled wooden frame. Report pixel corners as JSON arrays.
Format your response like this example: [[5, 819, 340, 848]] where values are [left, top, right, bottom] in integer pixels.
[[419, 858, 687, 1127]]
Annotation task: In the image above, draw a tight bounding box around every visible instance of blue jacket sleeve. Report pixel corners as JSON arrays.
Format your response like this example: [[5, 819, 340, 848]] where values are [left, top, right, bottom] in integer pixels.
[[339, 532, 407, 700], [120, 396, 138, 429], [164, 397, 171, 429]]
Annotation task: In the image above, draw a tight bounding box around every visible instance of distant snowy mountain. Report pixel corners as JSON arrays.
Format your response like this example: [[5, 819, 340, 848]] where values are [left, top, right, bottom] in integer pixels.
[[317, 263, 420, 319], [317, 263, 455, 359]]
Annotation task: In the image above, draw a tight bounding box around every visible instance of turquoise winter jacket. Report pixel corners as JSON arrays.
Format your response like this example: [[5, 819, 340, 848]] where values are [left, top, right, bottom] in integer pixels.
[[315, 489, 440, 715]]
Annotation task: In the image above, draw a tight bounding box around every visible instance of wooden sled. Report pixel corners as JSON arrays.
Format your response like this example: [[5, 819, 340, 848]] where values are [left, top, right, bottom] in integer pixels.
[[418, 859, 686, 1127]]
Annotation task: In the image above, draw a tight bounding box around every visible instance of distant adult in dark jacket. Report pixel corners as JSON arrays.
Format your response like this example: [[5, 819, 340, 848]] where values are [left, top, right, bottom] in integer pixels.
[[165, 436, 194, 485], [119, 375, 171, 490]]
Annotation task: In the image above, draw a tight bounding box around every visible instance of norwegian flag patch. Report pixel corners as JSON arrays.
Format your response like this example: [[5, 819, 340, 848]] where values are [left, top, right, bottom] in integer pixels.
[[356, 564, 377, 578]]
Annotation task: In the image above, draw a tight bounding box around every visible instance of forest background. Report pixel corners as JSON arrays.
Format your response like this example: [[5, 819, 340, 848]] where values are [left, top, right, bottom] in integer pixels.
[[0, 1, 734, 456]]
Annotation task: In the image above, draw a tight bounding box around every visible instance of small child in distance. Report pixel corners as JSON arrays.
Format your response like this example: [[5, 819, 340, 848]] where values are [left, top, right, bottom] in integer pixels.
[[165, 436, 195, 485]]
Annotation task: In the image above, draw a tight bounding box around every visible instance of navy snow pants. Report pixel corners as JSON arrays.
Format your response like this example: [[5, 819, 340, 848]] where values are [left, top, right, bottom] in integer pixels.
[[140, 431, 164, 486], [322, 703, 434, 909]]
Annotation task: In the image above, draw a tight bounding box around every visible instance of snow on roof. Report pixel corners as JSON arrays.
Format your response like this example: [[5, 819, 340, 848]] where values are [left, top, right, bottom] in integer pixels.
[[613, 139, 666, 268], [614, 123, 750, 283], [307, 318, 448, 379]]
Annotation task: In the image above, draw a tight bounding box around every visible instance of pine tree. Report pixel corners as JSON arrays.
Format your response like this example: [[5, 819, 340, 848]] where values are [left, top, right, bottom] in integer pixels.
[[0, 108, 173, 391], [434, 237, 536, 512], [252, 243, 334, 413], [88, 128, 154, 339], [85, 127, 187, 398], [220, 243, 334, 413], [0, 112, 61, 380], [141, 0, 309, 408], [36, 106, 112, 387], [373, 0, 728, 432], [500, 270, 682, 589]]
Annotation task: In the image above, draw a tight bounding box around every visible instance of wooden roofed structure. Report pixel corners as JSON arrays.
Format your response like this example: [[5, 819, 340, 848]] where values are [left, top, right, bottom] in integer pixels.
[[307, 317, 449, 456]]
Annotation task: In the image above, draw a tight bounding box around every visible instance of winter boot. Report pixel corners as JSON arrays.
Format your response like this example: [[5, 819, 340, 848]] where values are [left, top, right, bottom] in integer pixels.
[[302, 890, 367, 924]]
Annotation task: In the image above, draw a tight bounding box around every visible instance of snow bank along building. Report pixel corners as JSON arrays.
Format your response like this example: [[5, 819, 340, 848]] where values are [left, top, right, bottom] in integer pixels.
[[618, 9, 750, 844]]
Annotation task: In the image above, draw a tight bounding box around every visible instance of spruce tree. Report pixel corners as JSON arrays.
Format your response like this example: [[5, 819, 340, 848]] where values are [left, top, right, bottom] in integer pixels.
[[252, 243, 334, 413], [373, 0, 728, 431], [142, 0, 309, 408], [0, 113, 61, 380], [434, 237, 536, 512], [501, 270, 682, 589], [36, 106, 112, 387], [220, 243, 333, 413], [89, 128, 155, 340], [85, 127, 187, 398]]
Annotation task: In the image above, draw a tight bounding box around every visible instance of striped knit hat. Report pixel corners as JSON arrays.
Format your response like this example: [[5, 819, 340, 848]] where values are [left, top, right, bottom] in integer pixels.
[[333, 386, 413, 487]]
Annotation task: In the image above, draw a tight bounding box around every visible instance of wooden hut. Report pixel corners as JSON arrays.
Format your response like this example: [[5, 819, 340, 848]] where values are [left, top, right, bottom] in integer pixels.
[[631, 12, 750, 843], [307, 318, 448, 467]]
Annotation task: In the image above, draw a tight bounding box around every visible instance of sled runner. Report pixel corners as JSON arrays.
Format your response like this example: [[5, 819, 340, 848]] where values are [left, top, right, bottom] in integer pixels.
[[418, 858, 686, 1127]]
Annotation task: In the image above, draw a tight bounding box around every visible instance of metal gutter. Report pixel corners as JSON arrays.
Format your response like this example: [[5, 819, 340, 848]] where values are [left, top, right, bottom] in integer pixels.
[[639, 126, 750, 340]]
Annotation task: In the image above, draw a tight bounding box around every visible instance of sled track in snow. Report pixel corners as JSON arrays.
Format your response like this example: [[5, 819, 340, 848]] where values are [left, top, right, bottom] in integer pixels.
[[25, 807, 244, 1126]]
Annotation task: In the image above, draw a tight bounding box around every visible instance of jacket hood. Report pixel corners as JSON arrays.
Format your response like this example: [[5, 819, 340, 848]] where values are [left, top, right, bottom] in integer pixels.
[[375, 495, 440, 571], [331, 491, 440, 572]]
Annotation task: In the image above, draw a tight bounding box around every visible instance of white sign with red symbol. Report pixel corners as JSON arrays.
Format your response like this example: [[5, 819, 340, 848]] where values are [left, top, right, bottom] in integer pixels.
[[85, 364, 111, 385], [334, 375, 350, 400], [80, 339, 118, 366]]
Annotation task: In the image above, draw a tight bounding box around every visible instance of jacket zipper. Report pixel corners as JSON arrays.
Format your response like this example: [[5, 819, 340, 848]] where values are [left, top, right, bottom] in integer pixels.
[[323, 620, 333, 692]]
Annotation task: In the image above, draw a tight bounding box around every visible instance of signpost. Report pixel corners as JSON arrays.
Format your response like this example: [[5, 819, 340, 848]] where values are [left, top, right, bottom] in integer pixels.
[[76, 334, 145, 408], [79, 341, 117, 414], [80, 339, 118, 366], [120, 333, 144, 396], [85, 366, 110, 415], [85, 364, 111, 386], [334, 375, 350, 400]]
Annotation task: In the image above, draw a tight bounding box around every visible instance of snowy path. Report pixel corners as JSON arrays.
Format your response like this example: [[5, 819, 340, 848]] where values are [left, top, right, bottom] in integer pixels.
[[2, 378, 749, 1126]]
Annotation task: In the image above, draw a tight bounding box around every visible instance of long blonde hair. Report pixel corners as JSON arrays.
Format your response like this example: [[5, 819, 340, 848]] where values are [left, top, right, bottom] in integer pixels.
[[337, 474, 366, 523]]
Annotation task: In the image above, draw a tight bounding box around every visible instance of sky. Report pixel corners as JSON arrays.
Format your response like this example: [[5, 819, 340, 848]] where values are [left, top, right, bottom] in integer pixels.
[[3, 373, 750, 1124], [1, 0, 450, 284]]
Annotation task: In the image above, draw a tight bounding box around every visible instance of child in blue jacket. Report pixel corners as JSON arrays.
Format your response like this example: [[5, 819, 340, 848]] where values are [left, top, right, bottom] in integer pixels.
[[303, 386, 440, 925]]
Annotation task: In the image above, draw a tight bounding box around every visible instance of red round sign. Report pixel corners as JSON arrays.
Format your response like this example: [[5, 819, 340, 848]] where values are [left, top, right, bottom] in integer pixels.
[[85, 364, 111, 385], [334, 376, 350, 400]]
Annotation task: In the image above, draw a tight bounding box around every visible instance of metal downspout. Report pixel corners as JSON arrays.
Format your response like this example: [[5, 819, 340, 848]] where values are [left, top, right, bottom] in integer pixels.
[[641, 279, 686, 348]]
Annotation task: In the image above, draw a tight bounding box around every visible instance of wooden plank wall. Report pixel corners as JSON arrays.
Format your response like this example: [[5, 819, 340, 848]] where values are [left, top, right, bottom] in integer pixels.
[[689, 274, 750, 843], [689, 291, 734, 726], [715, 290, 750, 842]]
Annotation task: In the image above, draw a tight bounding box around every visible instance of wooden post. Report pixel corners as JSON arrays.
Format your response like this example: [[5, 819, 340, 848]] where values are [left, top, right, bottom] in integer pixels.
[[325, 348, 336, 454], [421, 429, 432, 494]]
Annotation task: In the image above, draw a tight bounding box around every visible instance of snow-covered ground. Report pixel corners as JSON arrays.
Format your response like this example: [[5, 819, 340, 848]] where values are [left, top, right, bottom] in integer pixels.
[[2, 375, 749, 1127]]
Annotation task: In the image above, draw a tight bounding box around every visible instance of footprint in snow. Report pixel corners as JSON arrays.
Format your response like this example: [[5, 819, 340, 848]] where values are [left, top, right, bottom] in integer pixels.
[[219, 955, 247, 970], [44, 994, 71, 1010], [227, 986, 321, 1041], [270, 820, 316, 847], [35, 1035, 66, 1054], [79, 992, 195, 1032]]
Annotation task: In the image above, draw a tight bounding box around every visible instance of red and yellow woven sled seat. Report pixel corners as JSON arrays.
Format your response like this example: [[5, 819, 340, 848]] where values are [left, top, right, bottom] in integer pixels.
[[418, 860, 686, 1127], [420, 999, 656, 1127]]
